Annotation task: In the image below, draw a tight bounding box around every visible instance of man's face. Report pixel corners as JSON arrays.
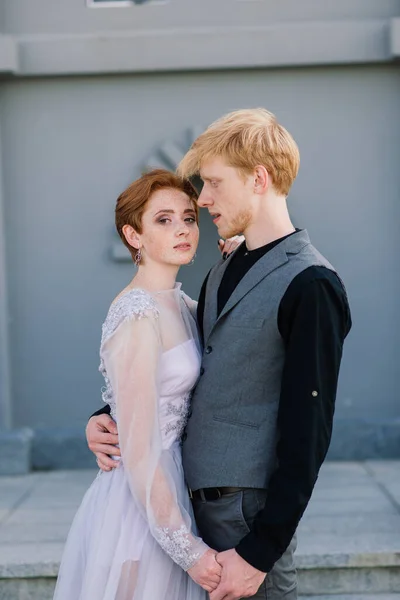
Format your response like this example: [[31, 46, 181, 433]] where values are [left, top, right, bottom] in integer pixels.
[[198, 156, 254, 239]]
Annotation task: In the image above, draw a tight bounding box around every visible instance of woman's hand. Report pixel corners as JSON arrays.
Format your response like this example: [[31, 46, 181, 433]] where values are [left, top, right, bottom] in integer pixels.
[[218, 235, 245, 259], [187, 548, 222, 593]]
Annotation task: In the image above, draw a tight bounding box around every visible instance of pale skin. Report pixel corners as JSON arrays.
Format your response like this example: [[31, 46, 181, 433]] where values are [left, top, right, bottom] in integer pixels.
[[88, 160, 296, 599]]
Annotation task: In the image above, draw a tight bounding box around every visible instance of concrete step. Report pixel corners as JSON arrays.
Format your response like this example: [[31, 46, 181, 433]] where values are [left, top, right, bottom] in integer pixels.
[[297, 552, 400, 595], [1, 556, 399, 599], [300, 596, 400, 599], [1, 463, 400, 598]]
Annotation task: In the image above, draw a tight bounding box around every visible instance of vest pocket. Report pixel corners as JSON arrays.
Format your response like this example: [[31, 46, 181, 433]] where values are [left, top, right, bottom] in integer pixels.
[[227, 317, 265, 329], [213, 414, 260, 429]]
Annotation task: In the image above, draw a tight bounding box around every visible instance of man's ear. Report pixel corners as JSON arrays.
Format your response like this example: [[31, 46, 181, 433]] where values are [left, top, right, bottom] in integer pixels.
[[122, 224, 141, 250], [253, 165, 269, 194]]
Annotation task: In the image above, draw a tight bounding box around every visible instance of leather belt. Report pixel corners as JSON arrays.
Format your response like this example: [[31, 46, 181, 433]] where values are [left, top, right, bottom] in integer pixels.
[[189, 486, 244, 501]]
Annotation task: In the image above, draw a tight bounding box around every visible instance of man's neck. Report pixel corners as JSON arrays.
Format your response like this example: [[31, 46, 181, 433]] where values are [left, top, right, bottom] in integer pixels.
[[243, 194, 295, 251], [244, 222, 296, 251]]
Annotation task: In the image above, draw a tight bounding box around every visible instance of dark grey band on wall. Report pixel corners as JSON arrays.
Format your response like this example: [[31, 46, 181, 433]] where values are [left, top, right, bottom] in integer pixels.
[[327, 418, 400, 461], [0, 419, 399, 474]]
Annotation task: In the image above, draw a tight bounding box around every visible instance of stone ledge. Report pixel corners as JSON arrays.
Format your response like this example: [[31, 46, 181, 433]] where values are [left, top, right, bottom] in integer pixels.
[[1, 543, 399, 579], [390, 18, 400, 57], [300, 595, 400, 599], [0, 542, 62, 579], [0, 562, 58, 579], [28, 419, 400, 471], [297, 552, 400, 570], [0, 35, 18, 73], [0, 419, 397, 474], [31, 427, 95, 470], [8, 18, 395, 76], [328, 418, 400, 460], [0, 429, 33, 475]]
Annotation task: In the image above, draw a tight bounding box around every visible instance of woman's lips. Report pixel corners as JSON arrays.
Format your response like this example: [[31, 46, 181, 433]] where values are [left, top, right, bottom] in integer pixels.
[[174, 244, 192, 251]]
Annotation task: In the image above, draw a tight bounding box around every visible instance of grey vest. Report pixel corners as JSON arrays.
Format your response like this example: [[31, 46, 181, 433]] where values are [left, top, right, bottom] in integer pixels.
[[182, 230, 336, 491]]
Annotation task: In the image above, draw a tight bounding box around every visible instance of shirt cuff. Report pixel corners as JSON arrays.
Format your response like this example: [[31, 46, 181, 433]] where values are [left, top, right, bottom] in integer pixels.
[[235, 531, 278, 574]]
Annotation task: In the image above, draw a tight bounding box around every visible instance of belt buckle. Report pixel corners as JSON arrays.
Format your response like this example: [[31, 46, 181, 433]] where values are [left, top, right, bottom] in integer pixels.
[[215, 488, 222, 499], [188, 487, 193, 500]]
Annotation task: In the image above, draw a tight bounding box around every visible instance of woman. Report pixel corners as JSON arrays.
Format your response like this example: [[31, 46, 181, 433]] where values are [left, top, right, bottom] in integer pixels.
[[53, 169, 240, 600]]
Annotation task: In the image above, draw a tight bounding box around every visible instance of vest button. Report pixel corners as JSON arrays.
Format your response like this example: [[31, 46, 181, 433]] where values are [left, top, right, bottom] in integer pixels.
[[200, 367, 205, 376], [205, 346, 212, 354]]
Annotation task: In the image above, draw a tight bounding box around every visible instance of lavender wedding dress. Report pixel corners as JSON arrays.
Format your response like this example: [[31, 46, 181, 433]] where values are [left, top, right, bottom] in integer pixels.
[[53, 284, 208, 600]]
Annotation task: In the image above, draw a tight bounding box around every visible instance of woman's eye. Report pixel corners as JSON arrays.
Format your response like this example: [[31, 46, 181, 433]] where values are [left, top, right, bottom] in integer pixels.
[[185, 217, 196, 223], [211, 181, 218, 188], [158, 218, 170, 224]]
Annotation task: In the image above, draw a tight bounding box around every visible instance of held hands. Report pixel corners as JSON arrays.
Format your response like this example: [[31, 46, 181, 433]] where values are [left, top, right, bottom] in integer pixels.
[[210, 549, 266, 600], [86, 414, 120, 471], [187, 549, 222, 593]]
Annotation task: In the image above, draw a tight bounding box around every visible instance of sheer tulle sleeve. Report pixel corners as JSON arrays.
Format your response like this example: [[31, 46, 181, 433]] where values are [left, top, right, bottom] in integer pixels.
[[181, 292, 198, 322], [102, 309, 208, 571]]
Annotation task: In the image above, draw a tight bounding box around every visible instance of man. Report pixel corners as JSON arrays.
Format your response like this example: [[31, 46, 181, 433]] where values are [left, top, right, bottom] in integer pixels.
[[87, 108, 351, 599]]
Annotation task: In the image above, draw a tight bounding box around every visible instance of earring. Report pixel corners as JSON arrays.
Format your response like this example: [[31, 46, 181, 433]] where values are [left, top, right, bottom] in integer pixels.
[[188, 252, 197, 266], [134, 247, 142, 267]]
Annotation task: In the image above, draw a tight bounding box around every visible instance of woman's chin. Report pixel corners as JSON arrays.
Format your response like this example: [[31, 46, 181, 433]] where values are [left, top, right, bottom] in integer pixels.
[[179, 256, 195, 266]]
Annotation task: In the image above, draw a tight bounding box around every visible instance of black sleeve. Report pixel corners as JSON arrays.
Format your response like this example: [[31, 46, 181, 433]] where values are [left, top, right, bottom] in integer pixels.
[[197, 269, 211, 345], [235, 267, 351, 572], [90, 404, 111, 419]]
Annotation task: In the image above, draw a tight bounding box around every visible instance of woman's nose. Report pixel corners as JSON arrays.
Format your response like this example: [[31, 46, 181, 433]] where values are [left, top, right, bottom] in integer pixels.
[[176, 222, 190, 236]]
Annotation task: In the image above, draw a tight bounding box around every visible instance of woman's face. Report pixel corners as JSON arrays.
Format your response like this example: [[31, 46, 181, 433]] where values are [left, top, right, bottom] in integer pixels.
[[133, 188, 199, 267]]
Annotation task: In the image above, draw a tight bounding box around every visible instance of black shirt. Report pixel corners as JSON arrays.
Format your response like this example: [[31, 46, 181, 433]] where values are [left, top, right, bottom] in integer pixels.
[[197, 232, 352, 573]]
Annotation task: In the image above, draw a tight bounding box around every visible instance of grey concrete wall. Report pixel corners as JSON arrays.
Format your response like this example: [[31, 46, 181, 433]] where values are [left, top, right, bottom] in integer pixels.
[[0, 0, 399, 465], [0, 65, 399, 431], [0, 4, 4, 32]]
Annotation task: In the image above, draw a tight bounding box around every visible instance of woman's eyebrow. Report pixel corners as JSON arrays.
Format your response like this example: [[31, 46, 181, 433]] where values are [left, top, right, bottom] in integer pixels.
[[154, 209, 174, 216], [154, 208, 196, 216]]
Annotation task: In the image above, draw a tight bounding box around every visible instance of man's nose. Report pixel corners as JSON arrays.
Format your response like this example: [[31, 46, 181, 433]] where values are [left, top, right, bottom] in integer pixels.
[[197, 188, 212, 208]]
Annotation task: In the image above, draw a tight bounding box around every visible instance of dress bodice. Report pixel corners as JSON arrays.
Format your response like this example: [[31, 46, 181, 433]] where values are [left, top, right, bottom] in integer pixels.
[[99, 286, 201, 448]]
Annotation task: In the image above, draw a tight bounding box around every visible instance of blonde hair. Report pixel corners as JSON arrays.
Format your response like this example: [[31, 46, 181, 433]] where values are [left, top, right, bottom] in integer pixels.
[[177, 108, 300, 196]]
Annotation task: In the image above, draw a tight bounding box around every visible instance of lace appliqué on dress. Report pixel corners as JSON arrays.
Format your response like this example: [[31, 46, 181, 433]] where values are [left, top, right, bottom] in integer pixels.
[[164, 393, 191, 439], [154, 524, 201, 571], [98, 290, 160, 418]]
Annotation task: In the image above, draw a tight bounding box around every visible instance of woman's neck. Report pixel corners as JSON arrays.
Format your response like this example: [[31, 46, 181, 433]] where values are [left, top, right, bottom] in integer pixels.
[[130, 264, 179, 293]]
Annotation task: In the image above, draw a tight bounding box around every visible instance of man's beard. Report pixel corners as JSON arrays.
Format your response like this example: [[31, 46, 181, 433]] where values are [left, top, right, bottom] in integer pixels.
[[221, 209, 252, 239]]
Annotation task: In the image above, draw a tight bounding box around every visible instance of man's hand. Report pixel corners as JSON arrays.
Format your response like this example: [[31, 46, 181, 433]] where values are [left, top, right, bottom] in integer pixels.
[[210, 549, 266, 600], [187, 548, 223, 593], [218, 236, 244, 259], [86, 414, 120, 471]]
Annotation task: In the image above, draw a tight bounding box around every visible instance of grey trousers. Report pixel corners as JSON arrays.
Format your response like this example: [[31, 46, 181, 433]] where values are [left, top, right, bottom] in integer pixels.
[[192, 489, 297, 600]]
